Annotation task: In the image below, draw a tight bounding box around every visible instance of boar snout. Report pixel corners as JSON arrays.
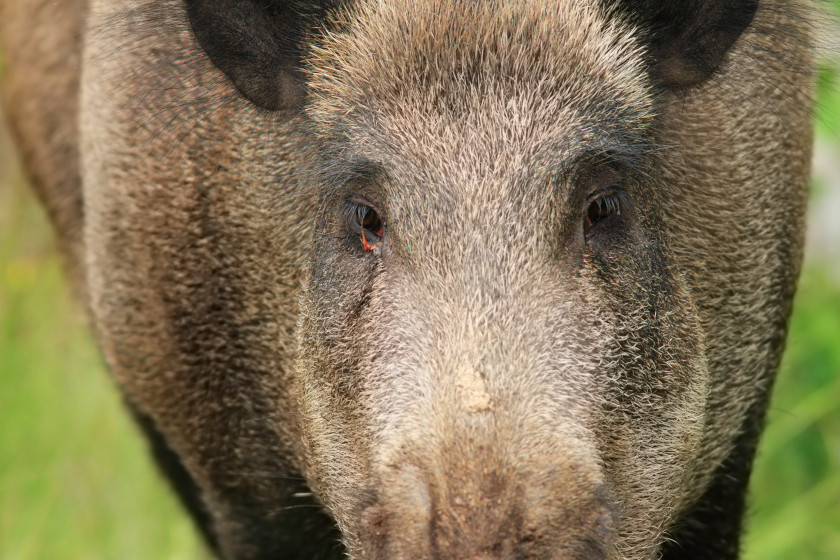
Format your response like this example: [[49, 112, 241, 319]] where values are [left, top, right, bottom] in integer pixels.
[[357, 448, 615, 560]]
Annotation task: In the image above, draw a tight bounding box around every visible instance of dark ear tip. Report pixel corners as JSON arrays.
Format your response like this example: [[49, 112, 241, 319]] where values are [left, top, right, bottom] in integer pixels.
[[235, 73, 307, 112], [654, 53, 723, 90], [627, 0, 759, 90], [186, 0, 312, 112]]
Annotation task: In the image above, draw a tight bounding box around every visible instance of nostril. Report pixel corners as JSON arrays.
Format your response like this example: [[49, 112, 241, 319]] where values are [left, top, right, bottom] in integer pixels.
[[359, 463, 614, 560]]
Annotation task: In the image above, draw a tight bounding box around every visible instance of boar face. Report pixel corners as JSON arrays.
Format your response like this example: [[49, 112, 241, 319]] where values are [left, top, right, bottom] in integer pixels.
[[296, 3, 708, 557], [63, 0, 815, 558]]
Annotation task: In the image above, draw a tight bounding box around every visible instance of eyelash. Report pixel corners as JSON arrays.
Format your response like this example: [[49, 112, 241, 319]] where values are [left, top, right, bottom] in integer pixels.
[[584, 192, 625, 237]]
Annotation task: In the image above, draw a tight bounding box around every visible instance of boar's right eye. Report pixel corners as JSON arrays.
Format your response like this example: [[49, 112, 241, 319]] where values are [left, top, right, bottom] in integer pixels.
[[347, 203, 384, 254], [583, 192, 626, 238]]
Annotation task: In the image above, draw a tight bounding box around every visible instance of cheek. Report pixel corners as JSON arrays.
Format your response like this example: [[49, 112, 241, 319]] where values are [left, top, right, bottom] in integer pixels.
[[294, 290, 379, 518], [591, 270, 709, 521], [577, 210, 710, 490], [295, 237, 405, 471], [594, 248, 706, 407], [307, 225, 380, 336]]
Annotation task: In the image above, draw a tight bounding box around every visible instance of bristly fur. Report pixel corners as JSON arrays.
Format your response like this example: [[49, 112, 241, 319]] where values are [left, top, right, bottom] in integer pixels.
[[0, 0, 826, 559]]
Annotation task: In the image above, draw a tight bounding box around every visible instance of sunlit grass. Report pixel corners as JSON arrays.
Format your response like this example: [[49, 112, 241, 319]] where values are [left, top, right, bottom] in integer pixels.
[[744, 269, 840, 560]]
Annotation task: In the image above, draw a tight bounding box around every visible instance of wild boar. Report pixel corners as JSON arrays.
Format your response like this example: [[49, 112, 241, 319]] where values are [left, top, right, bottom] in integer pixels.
[[0, 0, 819, 558]]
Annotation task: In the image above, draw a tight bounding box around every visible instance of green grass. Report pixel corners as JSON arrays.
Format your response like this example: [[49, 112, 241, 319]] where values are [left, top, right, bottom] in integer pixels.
[[743, 269, 840, 560]]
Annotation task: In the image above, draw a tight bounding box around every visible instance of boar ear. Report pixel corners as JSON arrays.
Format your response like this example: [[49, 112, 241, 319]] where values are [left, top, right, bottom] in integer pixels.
[[615, 0, 759, 88], [185, 0, 334, 110]]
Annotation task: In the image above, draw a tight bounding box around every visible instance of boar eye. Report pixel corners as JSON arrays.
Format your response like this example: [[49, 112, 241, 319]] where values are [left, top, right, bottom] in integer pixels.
[[348, 203, 384, 254], [584, 192, 624, 237]]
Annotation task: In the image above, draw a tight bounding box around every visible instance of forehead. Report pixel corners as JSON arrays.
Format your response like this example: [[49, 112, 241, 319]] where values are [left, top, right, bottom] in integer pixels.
[[306, 0, 655, 187]]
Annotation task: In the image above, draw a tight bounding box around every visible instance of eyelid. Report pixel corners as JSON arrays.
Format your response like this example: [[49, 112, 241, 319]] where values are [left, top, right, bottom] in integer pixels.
[[585, 186, 627, 206], [347, 196, 382, 213], [559, 155, 625, 203], [334, 163, 389, 205], [343, 198, 384, 225]]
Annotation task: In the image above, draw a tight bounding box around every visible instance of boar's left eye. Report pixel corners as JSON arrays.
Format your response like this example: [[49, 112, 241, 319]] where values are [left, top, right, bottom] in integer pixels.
[[348, 203, 384, 254], [584, 192, 625, 237]]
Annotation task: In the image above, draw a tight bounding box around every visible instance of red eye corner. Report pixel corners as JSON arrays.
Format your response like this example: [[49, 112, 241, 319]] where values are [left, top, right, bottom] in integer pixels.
[[361, 228, 381, 252], [351, 204, 384, 254]]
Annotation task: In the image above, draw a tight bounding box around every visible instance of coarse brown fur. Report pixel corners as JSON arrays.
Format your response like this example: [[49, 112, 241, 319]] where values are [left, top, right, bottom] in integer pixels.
[[0, 0, 819, 559]]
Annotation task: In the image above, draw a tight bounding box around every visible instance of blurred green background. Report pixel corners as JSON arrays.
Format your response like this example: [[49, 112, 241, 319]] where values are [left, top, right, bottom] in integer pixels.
[[1, 12, 839, 560]]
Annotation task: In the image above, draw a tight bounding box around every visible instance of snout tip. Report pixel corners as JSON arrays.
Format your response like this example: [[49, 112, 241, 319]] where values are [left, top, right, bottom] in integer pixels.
[[355, 466, 616, 560]]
